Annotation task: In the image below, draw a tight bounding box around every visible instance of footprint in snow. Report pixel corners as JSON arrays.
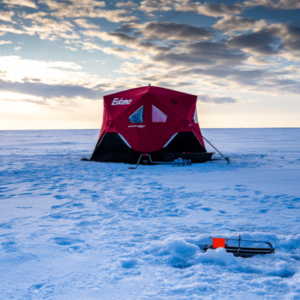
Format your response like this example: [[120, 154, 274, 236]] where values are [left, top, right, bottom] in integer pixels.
[[121, 258, 139, 269], [201, 207, 212, 211], [54, 237, 85, 246], [28, 283, 43, 291], [235, 188, 247, 192], [54, 195, 67, 200], [17, 206, 32, 209], [72, 203, 84, 207]]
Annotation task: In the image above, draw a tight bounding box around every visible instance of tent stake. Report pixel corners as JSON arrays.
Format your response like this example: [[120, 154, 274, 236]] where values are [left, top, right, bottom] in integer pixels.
[[187, 121, 230, 163]]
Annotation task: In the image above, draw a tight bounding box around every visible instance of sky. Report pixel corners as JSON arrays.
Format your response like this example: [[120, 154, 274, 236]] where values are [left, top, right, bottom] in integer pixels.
[[0, 0, 300, 129]]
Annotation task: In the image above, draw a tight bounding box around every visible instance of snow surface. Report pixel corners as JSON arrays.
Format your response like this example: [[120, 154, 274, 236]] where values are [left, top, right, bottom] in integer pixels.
[[0, 128, 300, 299]]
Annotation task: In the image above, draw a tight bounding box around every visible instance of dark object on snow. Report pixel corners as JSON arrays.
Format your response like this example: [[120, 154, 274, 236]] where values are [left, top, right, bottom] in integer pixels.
[[129, 153, 171, 169], [173, 158, 192, 166], [204, 235, 275, 258], [128, 153, 198, 169], [88, 86, 223, 164]]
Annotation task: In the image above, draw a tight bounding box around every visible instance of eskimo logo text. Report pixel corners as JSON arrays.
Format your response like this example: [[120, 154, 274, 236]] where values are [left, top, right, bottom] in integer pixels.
[[112, 98, 132, 105]]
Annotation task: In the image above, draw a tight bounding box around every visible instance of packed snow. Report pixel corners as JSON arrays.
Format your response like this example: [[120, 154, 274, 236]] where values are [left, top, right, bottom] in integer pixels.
[[0, 128, 300, 299]]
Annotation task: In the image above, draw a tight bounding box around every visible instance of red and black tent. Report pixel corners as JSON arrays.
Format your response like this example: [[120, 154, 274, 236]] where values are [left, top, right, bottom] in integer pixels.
[[90, 86, 213, 164]]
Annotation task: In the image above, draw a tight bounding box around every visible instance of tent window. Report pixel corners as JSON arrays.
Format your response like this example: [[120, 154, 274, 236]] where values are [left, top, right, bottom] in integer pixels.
[[152, 105, 167, 123], [193, 109, 198, 123], [129, 106, 143, 123]]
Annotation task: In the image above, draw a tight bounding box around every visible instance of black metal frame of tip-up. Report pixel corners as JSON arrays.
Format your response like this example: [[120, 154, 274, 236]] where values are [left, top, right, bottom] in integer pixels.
[[185, 120, 230, 163], [204, 235, 275, 258]]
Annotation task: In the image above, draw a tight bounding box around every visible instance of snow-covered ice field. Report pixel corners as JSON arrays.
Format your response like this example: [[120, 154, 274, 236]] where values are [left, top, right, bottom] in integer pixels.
[[1, 128, 300, 299]]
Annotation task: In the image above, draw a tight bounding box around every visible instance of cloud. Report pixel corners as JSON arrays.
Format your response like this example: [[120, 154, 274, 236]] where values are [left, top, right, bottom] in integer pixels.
[[0, 24, 28, 36], [101, 47, 143, 59], [76, 41, 141, 61], [115, 23, 136, 33], [269, 23, 300, 40], [138, 0, 243, 17], [227, 24, 300, 59], [77, 39, 147, 60], [0, 56, 85, 87], [24, 12, 48, 20], [228, 29, 280, 55], [151, 52, 214, 66], [173, 64, 300, 97], [281, 39, 300, 52], [244, 0, 300, 10], [0, 40, 12, 45], [78, 41, 103, 52], [0, 79, 108, 101], [174, 1, 243, 17], [14, 46, 21, 51], [0, 11, 15, 23], [0, 56, 122, 104], [82, 28, 245, 68], [114, 62, 156, 74], [267, 24, 300, 60], [140, 73, 172, 82], [212, 16, 266, 33], [0, 91, 45, 105], [3, 0, 37, 9], [135, 21, 214, 41], [280, 39, 300, 60], [40, 0, 106, 15], [40, 0, 138, 23], [178, 65, 269, 87], [247, 56, 273, 65], [1, 0, 299, 110], [82, 30, 169, 54], [198, 94, 238, 104], [116, 1, 137, 8], [176, 41, 247, 64], [23, 16, 80, 40], [60, 9, 138, 23], [74, 19, 100, 29], [159, 81, 194, 88], [151, 47, 246, 67], [64, 46, 77, 51], [139, 0, 173, 13]]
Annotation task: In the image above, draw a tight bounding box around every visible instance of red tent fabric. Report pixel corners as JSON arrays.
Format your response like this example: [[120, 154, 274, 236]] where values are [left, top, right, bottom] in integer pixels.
[[90, 86, 212, 164]]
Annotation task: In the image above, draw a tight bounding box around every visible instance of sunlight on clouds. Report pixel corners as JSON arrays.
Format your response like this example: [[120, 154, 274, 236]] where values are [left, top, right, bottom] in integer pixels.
[[0, 11, 15, 23], [74, 18, 100, 29], [0, 91, 43, 101], [0, 23, 28, 35], [0, 98, 104, 130], [0, 40, 12, 45], [244, 0, 300, 10], [3, 0, 37, 9], [0, 56, 88, 85]]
